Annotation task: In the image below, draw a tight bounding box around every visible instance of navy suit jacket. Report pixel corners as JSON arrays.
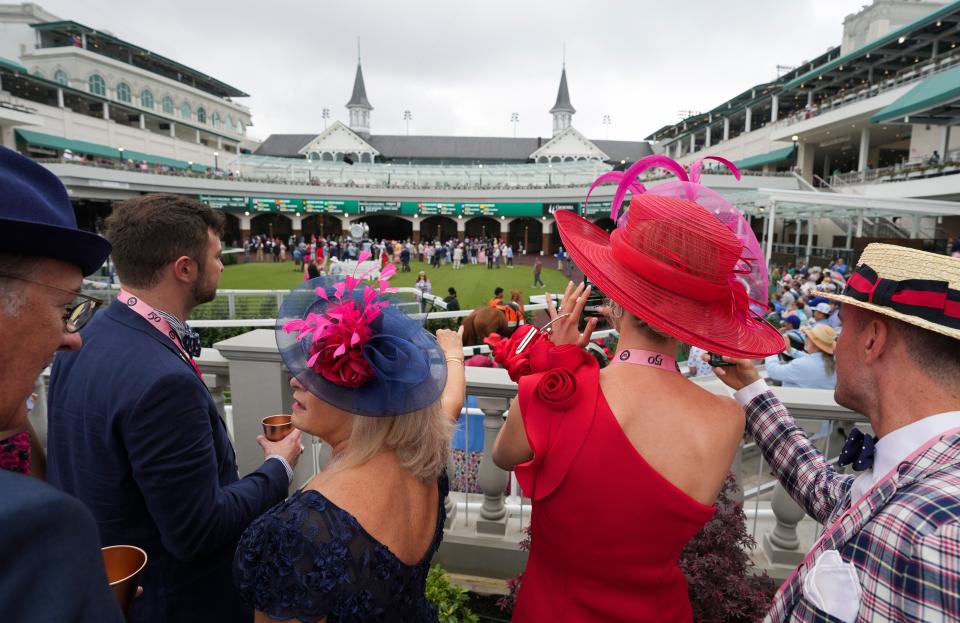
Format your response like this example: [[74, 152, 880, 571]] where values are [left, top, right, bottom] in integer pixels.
[[47, 301, 289, 623], [0, 470, 124, 623]]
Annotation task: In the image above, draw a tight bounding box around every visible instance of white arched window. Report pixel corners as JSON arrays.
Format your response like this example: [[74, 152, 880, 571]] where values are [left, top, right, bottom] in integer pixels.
[[196, 107, 206, 124], [116, 82, 132, 103], [140, 89, 154, 109], [53, 69, 68, 85], [212, 111, 221, 128], [88, 74, 106, 96], [162, 96, 174, 114], [180, 101, 192, 119]]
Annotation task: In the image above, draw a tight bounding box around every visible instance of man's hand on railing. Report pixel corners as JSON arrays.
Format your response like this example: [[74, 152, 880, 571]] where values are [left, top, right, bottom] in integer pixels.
[[544, 281, 598, 348], [704, 354, 762, 391]]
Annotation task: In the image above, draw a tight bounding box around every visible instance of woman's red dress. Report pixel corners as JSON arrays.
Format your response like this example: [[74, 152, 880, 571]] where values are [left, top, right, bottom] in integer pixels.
[[512, 364, 715, 622]]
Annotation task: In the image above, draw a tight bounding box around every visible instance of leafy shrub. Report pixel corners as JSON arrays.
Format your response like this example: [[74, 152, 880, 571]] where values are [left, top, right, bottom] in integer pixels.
[[425, 565, 479, 623], [680, 473, 777, 622]]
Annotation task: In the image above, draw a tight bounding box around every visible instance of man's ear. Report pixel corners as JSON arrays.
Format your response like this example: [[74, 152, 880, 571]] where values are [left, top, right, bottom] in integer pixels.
[[862, 316, 890, 364], [171, 255, 194, 284]]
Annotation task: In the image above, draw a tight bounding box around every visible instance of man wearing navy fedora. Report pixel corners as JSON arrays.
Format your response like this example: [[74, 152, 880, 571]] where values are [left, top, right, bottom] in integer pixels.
[[0, 146, 123, 621], [714, 243, 960, 621]]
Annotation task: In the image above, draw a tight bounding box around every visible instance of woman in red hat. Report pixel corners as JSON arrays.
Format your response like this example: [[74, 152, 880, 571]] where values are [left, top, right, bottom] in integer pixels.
[[491, 157, 783, 622]]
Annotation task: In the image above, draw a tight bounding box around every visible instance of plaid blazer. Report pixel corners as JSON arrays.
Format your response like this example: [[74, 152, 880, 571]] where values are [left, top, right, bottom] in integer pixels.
[[745, 390, 960, 622]]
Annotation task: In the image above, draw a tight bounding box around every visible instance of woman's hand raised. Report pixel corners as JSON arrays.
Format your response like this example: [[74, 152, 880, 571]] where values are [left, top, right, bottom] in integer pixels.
[[544, 281, 598, 348]]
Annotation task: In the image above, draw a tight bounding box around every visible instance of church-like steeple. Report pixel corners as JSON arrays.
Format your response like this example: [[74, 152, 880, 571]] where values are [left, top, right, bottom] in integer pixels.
[[346, 54, 372, 137], [550, 65, 575, 137]]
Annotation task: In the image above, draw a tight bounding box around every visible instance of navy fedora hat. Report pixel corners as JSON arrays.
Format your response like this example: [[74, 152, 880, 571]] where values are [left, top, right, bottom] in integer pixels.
[[0, 146, 111, 275]]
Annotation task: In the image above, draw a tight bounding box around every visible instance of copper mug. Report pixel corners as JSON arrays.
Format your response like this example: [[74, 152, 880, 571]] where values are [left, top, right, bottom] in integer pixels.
[[102, 545, 147, 614], [262, 415, 294, 441]]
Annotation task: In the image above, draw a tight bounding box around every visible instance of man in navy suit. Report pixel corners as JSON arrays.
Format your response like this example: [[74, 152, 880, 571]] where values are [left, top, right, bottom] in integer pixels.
[[47, 194, 303, 623], [0, 146, 123, 622]]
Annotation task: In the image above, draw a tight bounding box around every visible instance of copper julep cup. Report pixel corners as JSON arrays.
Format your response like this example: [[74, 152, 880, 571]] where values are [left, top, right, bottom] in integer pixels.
[[262, 415, 294, 441], [102, 544, 147, 614]]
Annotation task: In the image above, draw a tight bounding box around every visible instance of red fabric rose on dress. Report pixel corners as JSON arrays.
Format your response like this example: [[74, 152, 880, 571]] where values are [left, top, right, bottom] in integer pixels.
[[530, 343, 584, 373], [484, 325, 546, 382], [536, 368, 578, 410]]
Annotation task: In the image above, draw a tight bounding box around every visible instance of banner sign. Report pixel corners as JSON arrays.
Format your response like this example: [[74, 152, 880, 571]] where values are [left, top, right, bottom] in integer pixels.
[[249, 197, 303, 212], [417, 202, 459, 216], [198, 195, 247, 211], [358, 200, 403, 214], [542, 202, 578, 216], [581, 200, 616, 217], [305, 199, 358, 214]]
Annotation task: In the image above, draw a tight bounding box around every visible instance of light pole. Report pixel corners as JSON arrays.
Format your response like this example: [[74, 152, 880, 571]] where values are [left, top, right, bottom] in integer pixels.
[[478, 163, 483, 187], [322, 108, 330, 130], [510, 112, 519, 138], [213, 150, 219, 171], [403, 110, 412, 135], [791, 134, 800, 171], [118, 147, 124, 166], [187, 160, 193, 175], [602, 114, 612, 139]]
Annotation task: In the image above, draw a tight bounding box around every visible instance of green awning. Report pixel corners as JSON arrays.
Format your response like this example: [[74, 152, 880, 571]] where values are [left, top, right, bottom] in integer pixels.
[[123, 150, 189, 169], [0, 56, 27, 74], [870, 65, 960, 123], [190, 163, 208, 173], [15, 129, 120, 159], [734, 145, 796, 170]]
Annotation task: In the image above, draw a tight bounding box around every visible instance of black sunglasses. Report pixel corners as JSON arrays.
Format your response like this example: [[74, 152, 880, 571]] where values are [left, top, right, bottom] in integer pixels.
[[0, 273, 105, 333]]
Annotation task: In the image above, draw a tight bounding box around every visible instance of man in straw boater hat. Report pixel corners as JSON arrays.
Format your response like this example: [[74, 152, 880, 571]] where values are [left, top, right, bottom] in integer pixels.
[[713, 243, 960, 621]]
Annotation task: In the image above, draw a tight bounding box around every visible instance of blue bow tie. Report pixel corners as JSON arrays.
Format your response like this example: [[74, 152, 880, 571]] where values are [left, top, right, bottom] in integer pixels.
[[181, 325, 202, 358], [838, 427, 877, 472]]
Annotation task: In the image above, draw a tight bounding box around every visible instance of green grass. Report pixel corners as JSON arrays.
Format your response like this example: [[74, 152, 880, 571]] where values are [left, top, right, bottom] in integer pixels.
[[217, 259, 572, 310]]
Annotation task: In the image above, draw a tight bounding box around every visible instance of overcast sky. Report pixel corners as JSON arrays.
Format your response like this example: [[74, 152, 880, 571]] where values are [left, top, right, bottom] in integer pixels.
[[38, 0, 868, 142]]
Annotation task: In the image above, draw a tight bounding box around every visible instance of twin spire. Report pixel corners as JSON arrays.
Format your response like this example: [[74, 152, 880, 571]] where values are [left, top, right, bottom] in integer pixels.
[[344, 52, 575, 138]]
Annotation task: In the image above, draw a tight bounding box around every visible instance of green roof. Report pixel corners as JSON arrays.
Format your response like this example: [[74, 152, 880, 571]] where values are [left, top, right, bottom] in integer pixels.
[[0, 56, 27, 74], [734, 145, 796, 170], [871, 64, 960, 123], [16, 128, 120, 159], [783, 0, 960, 90]]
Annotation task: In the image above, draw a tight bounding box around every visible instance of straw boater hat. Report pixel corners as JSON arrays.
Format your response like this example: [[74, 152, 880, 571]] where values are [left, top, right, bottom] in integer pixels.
[[820, 243, 960, 340]]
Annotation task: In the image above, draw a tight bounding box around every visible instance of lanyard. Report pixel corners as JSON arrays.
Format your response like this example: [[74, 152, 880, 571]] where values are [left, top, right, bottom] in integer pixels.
[[612, 349, 680, 373], [118, 289, 201, 377]]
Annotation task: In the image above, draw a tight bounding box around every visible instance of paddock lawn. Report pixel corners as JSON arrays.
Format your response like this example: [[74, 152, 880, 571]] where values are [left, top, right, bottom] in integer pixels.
[[218, 259, 572, 310]]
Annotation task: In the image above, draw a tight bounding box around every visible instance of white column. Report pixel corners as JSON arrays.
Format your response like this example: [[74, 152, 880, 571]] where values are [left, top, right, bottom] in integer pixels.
[[195, 129, 201, 144], [705, 125, 712, 148], [770, 95, 779, 123], [794, 219, 802, 247], [139, 115, 146, 130], [169, 121, 176, 138], [845, 221, 853, 249], [102, 102, 109, 120], [689, 133, 696, 154], [805, 218, 815, 264], [858, 127, 871, 172], [856, 212, 864, 238], [745, 108, 752, 133], [56, 88, 64, 108], [940, 125, 951, 160], [764, 202, 777, 268], [806, 91, 814, 108], [910, 216, 921, 239], [723, 118, 730, 142]]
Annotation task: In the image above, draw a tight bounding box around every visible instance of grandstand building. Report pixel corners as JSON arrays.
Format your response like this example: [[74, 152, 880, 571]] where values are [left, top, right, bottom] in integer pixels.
[[1, 0, 956, 266]]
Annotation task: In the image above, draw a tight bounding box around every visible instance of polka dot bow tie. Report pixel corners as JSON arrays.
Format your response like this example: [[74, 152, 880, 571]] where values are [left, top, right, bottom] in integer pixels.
[[838, 427, 877, 472], [181, 325, 202, 358]]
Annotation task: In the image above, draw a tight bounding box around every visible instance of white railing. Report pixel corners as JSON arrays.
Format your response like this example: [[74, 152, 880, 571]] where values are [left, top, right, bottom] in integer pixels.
[[830, 157, 960, 187]]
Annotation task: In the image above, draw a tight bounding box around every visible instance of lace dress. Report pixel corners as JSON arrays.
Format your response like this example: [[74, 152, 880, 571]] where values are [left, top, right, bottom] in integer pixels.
[[234, 473, 448, 623]]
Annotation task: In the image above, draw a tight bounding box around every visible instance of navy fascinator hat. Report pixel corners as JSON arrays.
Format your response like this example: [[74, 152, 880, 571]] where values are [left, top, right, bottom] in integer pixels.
[[276, 271, 446, 417]]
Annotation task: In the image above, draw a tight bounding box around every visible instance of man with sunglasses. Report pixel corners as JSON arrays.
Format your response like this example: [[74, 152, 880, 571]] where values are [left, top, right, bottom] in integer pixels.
[[0, 146, 123, 621], [46, 194, 302, 623]]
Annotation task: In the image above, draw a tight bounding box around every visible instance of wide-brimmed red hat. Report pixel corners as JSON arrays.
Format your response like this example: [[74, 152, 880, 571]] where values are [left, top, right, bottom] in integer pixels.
[[556, 194, 784, 358]]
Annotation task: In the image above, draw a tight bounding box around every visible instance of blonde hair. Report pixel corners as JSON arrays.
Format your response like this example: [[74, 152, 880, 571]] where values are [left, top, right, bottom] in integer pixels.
[[334, 399, 452, 482]]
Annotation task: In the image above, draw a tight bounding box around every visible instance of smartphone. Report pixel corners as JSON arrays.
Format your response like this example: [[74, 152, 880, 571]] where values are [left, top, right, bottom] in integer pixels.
[[708, 352, 734, 367]]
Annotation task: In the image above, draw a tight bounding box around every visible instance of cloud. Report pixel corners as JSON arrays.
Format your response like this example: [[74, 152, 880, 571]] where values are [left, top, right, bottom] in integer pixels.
[[37, 0, 868, 141]]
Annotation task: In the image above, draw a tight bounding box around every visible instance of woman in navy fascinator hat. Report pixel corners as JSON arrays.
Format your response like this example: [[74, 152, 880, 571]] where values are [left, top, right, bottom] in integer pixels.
[[234, 254, 466, 622]]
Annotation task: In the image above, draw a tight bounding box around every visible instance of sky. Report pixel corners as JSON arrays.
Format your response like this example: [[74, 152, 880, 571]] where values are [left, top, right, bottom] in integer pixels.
[[37, 0, 869, 142]]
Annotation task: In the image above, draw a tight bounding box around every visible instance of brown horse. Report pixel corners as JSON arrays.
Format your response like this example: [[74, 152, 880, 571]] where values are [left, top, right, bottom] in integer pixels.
[[461, 290, 526, 346]]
